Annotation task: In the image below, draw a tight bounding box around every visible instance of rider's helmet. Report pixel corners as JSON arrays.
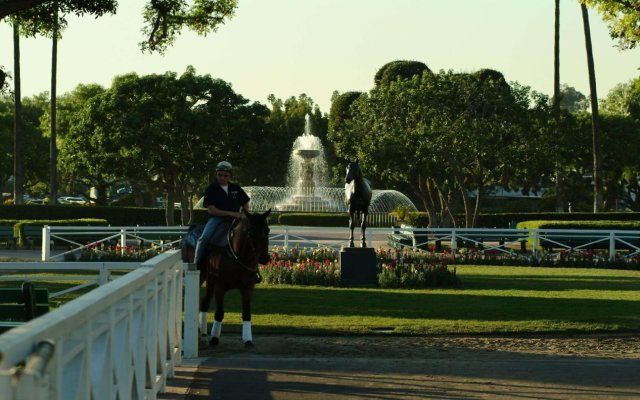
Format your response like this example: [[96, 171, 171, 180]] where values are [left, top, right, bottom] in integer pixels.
[[216, 160, 233, 172]]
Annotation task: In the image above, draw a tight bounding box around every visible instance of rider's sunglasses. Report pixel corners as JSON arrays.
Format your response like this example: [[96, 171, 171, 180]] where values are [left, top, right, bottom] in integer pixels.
[[217, 173, 230, 178]]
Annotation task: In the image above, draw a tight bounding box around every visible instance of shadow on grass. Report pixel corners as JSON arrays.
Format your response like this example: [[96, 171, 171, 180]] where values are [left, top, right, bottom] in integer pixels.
[[459, 274, 640, 291], [208, 286, 640, 329]]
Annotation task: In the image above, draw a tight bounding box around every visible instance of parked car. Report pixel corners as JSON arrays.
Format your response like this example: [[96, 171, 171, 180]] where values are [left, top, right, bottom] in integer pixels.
[[58, 196, 88, 205]]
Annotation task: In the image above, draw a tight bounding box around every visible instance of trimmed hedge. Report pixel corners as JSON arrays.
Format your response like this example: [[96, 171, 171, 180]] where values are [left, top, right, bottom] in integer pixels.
[[0, 205, 209, 226], [278, 213, 349, 227], [14, 219, 109, 247], [516, 220, 640, 230], [475, 212, 640, 228]]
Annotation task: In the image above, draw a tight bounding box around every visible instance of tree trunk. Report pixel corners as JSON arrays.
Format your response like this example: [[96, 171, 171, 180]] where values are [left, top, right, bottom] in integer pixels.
[[165, 189, 175, 226], [416, 173, 438, 228], [553, 0, 566, 212], [580, 3, 604, 212], [50, 13, 58, 205], [12, 23, 24, 205]]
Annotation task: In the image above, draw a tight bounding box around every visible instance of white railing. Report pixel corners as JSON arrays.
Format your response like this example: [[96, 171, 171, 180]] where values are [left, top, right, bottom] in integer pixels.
[[0, 262, 143, 298], [388, 227, 640, 261], [41, 225, 393, 261], [0, 250, 183, 400], [42, 226, 189, 261], [39, 225, 640, 263]]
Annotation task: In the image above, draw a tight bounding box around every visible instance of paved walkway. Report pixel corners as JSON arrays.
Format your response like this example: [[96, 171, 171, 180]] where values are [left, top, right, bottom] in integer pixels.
[[159, 335, 640, 400], [0, 249, 45, 260]]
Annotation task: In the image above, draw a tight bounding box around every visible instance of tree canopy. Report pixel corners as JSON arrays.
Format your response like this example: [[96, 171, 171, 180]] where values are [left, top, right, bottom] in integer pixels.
[[1, 1, 237, 53], [582, 0, 640, 49]]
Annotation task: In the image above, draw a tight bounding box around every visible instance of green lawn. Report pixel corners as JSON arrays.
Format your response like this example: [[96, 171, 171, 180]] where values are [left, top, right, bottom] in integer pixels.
[[213, 266, 640, 335], [2, 264, 639, 335]]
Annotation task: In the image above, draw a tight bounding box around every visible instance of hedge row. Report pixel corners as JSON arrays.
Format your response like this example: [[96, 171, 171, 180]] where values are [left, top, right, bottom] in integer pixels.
[[0, 205, 209, 226], [516, 220, 640, 230], [476, 212, 640, 228], [1, 205, 638, 228], [13, 219, 109, 247]]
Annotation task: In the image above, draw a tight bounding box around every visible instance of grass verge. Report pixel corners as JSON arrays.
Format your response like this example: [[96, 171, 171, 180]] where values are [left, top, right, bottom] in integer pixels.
[[214, 266, 640, 335]]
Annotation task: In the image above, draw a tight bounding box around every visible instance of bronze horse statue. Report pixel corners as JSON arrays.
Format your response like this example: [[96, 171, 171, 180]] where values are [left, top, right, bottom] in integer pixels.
[[345, 160, 372, 247], [182, 209, 271, 348]]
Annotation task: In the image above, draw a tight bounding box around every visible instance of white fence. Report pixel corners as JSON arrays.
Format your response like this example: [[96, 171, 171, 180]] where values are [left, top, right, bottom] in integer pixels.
[[389, 227, 640, 261], [0, 261, 142, 299], [0, 251, 183, 400], [42, 226, 189, 261], [40, 225, 640, 263]]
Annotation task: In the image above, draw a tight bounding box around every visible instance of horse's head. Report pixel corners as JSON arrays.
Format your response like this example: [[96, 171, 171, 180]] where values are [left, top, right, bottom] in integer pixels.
[[345, 159, 361, 184], [243, 208, 272, 265]]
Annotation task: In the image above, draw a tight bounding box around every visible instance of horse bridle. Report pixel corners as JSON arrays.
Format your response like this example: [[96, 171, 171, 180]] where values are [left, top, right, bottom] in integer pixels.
[[227, 218, 261, 273]]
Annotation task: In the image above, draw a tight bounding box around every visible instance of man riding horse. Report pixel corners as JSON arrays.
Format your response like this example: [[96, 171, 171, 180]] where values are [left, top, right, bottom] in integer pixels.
[[194, 160, 261, 283]]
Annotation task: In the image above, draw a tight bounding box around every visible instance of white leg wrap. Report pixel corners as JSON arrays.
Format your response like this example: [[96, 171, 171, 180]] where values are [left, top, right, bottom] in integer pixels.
[[199, 312, 208, 336], [211, 320, 222, 338], [242, 321, 253, 343]]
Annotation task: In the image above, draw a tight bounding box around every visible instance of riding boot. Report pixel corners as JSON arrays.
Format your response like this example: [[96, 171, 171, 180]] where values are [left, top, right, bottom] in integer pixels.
[[254, 271, 262, 284]]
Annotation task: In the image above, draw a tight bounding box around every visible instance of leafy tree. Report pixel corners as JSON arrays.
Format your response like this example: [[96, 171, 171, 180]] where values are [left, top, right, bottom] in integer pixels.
[[20, 93, 52, 194], [62, 68, 269, 225], [4, 1, 116, 204], [0, 93, 49, 198], [0, 1, 238, 53], [266, 94, 329, 186], [628, 77, 640, 119], [599, 114, 640, 210], [335, 68, 538, 227], [559, 84, 589, 113], [0, 96, 13, 191], [581, 0, 640, 49], [328, 91, 363, 183], [600, 79, 635, 116]]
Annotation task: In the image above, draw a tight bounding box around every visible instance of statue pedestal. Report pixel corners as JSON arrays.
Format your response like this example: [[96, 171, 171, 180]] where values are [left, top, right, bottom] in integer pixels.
[[340, 247, 377, 286]]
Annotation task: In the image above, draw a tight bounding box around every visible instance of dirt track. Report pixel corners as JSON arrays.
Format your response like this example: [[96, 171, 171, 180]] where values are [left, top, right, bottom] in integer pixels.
[[161, 334, 640, 399]]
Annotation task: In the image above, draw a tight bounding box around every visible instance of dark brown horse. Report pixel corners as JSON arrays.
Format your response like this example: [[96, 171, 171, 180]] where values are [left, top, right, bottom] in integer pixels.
[[182, 209, 271, 348], [345, 160, 372, 247]]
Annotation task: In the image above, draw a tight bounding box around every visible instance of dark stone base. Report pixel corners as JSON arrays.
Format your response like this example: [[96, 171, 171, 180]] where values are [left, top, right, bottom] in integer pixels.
[[340, 246, 377, 286]]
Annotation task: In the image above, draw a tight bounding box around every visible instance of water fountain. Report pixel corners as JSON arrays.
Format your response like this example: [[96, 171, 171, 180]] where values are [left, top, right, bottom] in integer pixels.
[[198, 114, 418, 222], [243, 114, 418, 217], [274, 115, 342, 212]]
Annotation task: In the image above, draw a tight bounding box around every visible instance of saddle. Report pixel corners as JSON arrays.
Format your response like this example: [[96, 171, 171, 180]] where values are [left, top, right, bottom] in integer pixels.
[[183, 219, 233, 250]]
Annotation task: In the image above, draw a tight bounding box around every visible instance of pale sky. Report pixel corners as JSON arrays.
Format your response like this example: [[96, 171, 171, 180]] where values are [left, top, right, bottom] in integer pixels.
[[0, 0, 638, 112]]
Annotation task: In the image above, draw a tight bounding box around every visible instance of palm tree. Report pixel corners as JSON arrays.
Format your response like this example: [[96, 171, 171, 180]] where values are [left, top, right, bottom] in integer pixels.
[[580, 2, 604, 212], [553, 0, 565, 212], [12, 23, 24, 205], [50, 4, 59, 205]]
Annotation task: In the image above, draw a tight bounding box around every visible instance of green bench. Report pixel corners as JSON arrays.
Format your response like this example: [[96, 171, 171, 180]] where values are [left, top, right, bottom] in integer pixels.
[[0, 225, 15, 249], [21, 225, 44, 249], [0, 282, 50, 334]]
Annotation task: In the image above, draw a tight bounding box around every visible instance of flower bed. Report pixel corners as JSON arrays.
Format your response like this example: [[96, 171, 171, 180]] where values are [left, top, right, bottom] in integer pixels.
[[260, 246, 460, 288], [68, 242, 162, 262]]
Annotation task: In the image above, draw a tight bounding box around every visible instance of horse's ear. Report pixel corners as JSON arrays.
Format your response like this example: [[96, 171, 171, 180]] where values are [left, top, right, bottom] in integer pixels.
[[355, 158, 359, 164], [262, 208, 271, 219]]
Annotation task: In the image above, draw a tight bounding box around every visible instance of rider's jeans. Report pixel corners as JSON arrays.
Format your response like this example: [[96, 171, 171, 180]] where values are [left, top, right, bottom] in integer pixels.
[[194, 217, 220, 266]]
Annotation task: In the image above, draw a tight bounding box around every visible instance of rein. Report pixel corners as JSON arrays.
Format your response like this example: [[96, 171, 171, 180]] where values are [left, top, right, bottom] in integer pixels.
[[227, 218, 259, 273]]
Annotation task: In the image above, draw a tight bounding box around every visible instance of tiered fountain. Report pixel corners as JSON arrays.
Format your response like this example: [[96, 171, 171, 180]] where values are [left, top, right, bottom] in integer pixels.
[[202, 114, 418, 218], [274, 115, 343, 212]]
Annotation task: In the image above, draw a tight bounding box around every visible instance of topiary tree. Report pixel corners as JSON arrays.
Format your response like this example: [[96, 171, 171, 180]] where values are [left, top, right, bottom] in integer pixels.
[[374, 60, 431, 87]]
